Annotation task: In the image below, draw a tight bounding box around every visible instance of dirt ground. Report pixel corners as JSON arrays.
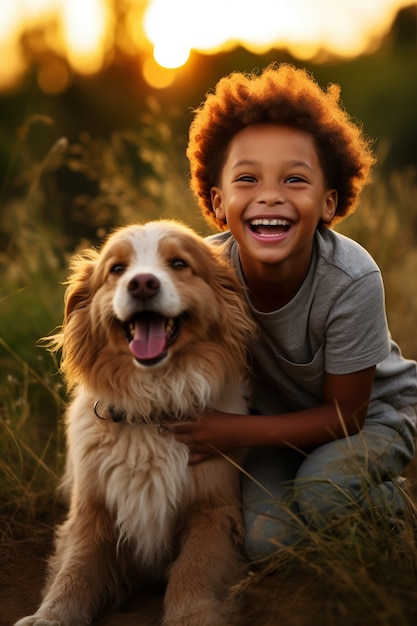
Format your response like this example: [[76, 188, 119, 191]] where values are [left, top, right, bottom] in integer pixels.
[[2, 520, 417, 626], [0, 529, 164, 626]]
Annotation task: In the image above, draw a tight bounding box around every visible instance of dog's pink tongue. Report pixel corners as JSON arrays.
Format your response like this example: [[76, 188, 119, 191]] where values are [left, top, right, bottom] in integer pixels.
[[129, 316, 166, 360]]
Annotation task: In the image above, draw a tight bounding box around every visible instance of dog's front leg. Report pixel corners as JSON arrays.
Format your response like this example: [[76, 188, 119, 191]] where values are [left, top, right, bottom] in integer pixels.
[[14, 502, 120, 626], [163, 501, 245, 626]]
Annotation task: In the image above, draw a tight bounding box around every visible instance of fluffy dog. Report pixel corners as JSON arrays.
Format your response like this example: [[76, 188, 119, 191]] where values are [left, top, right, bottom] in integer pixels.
[[15, 220, 255, 626]]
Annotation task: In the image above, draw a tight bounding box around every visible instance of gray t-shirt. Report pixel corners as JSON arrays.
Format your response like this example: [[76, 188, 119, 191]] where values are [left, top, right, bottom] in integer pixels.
[[208, 226, 417, 430]]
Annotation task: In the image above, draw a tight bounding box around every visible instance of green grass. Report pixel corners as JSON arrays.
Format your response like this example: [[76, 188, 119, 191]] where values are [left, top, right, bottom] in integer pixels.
[[0, 242, 66, 538], [0, 334, 65, 539]]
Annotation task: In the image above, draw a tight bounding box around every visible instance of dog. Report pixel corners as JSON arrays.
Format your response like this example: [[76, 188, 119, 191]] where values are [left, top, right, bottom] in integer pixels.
[[15, 220, 255, 626]]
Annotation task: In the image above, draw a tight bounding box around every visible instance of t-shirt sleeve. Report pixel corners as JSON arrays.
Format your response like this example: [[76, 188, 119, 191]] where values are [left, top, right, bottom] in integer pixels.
[[324, 270, 391, 375]]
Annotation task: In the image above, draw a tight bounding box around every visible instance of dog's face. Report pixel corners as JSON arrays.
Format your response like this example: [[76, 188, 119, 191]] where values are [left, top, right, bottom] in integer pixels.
[[58, 221, 253, 391], [93, 221, 231, 367]]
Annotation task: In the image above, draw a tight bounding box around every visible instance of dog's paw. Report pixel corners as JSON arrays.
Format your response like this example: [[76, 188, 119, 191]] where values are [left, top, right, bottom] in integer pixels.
[[14, 617, 64, 626]]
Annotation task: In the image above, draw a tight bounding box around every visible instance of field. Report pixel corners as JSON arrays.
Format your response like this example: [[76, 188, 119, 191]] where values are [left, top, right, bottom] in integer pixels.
[[1, 131, 416, 625]]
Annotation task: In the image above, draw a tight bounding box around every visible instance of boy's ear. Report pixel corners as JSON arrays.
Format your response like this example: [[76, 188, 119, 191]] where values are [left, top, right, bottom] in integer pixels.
[[321, 189, 338, 223], [210, 187, 225, 222]]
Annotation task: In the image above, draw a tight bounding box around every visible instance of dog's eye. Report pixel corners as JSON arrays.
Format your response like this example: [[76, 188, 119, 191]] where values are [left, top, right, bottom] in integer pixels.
[[110, 264, 126, 275], [170, 258, 188, 270]]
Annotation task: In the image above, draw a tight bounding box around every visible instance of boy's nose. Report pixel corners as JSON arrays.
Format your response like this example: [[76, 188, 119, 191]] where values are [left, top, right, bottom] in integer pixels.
[[258, 184, 285, 206]]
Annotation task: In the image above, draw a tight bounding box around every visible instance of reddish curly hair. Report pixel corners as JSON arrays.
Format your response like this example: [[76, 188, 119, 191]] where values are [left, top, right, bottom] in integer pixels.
[[187, 63, 376, 230]]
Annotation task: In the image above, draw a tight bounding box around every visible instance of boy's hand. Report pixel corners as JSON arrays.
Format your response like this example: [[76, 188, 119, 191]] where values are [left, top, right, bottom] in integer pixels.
[[166, 410, 245, 464]]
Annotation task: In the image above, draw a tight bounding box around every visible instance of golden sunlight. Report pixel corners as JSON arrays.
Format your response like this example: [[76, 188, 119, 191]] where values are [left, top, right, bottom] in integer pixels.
[[60, 0, 113, 74], [0, 0, 412, 92], [144, 0, 411, 67]]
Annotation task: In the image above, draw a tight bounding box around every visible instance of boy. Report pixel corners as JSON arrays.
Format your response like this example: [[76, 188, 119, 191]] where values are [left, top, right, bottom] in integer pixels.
[[173, 64, 417, 560]]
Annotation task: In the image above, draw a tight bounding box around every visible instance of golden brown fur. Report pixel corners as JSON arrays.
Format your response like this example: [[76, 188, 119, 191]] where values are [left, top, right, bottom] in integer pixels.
[[15, 220, 255, 626]]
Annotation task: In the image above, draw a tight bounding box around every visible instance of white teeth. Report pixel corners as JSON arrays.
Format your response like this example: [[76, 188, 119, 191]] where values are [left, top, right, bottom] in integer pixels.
[[250, 218, 291, 226], [129, 317, 174, 333]]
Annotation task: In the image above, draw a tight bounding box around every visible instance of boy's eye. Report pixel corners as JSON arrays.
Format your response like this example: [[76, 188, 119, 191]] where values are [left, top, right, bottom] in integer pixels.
[[236, 174, 256, 183], [286, 175, 307, 184]]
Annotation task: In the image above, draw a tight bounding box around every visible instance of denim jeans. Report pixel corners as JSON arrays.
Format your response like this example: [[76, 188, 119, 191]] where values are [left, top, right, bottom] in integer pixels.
[[242, 405, 416, 561]]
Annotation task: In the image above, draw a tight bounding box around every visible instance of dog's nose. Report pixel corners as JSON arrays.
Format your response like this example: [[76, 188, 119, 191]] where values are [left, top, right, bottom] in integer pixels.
[[128, 273, 160, 299]]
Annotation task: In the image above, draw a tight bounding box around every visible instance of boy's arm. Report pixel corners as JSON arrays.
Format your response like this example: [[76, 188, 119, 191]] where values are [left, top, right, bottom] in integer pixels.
[[170, 366, 376, 464]]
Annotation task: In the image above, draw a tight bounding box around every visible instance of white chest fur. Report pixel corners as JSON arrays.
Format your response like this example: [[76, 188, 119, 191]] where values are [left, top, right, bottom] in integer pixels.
[[67, 394, 192, 565], [102, 425, 190, 562]]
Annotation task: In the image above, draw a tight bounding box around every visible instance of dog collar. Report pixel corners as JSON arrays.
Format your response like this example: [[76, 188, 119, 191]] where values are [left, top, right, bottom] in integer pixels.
[[93, 400, 125, 422], [93, 400, 172, 435]]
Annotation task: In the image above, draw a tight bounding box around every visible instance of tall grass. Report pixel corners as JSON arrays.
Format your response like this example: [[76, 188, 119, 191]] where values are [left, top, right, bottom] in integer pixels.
[[0, 340, 64, 539], [0, 248, 65, 538], [230, 504, 417, 626]]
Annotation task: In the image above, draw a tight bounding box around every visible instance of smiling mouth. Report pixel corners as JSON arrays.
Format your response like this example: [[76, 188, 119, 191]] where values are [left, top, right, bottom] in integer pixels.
[[121, 312, 184, 366], [249, 218, 292, 236]]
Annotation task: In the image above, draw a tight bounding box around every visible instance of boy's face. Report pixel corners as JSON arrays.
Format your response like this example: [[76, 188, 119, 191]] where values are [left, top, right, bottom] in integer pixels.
[[211, 124, 337, 278]]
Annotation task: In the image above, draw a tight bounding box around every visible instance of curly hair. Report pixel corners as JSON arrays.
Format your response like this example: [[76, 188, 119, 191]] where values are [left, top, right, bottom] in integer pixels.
[[187, 63, 376, 230]]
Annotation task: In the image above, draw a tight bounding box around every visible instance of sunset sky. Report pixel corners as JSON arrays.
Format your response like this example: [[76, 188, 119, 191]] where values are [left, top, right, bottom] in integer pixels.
[[0, 0, 413, 91]]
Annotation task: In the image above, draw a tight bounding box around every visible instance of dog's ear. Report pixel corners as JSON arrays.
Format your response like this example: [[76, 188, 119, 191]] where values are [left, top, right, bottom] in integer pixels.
[[64, 253, 98, 321]]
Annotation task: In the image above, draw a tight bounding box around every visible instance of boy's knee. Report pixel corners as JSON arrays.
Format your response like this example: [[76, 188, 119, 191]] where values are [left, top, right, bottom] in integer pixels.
[[243, 511, 283, 561], [295, 477, 355, 529], [243, 504, 304, 560], [294, 445, 362, 527]]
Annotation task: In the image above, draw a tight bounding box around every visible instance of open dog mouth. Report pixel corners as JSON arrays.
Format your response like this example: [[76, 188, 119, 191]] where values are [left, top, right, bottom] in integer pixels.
[[121, 312, 184, 366]]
